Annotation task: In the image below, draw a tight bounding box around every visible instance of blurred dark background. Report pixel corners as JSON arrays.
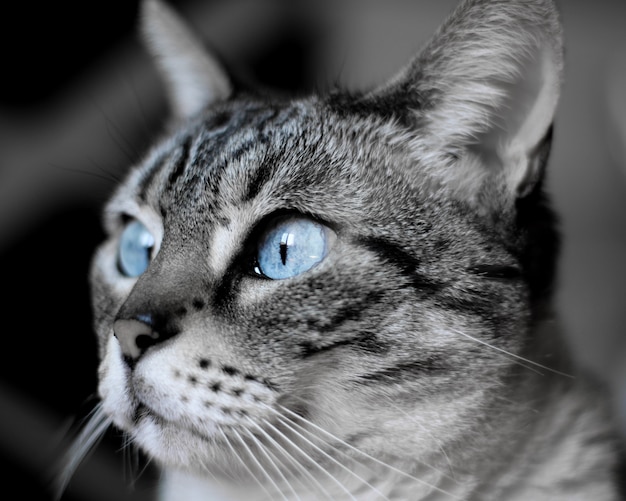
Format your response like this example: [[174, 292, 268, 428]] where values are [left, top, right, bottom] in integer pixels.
[[0, 1, 625, 500]]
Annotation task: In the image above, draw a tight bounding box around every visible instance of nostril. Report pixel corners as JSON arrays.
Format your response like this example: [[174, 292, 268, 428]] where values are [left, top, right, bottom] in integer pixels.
[[114, 317, 158, 360], [113, 312, 181, 363]]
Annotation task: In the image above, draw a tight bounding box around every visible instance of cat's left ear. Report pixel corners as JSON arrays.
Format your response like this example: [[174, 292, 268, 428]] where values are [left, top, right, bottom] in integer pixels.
[[140, 0, 232, 120], [371, 0, 564, 200]]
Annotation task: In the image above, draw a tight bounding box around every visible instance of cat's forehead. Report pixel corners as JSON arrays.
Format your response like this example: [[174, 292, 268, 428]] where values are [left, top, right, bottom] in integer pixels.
[[113, 95, 417, 230]]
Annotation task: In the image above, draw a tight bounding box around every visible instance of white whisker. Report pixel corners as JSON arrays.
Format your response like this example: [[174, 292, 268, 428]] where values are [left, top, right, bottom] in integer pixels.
[[121, 433, 139, 487], [247, 417, 336, 500], [195, 455, 236, 497], [449, 327, 574, 378], [281, 395, 459, 485], [219, 428, 274, 500], [202, 442, 238, 483], [260, 417, 358, 500], [268, 411, 387, 501], [54, 403, 113, 500], [131, 446, 156, 489], [235, 427, 293, 501], [274, 404, 462, 500]]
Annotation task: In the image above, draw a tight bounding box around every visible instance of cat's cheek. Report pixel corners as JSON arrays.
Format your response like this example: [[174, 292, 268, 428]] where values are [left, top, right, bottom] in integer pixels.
[[132, 345, 278, 425], [98, 335, 135, 431]]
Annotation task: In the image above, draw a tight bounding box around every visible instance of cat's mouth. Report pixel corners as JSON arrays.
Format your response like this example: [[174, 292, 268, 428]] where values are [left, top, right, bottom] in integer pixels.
[[132, 402, 155, 427], [130, 398, 230, 448], [120, 365, 281, 443], [132, 401, 196, 433]]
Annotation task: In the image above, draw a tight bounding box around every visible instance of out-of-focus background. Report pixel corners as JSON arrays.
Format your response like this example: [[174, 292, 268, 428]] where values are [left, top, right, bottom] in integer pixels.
[[0, 0, 624, 499]]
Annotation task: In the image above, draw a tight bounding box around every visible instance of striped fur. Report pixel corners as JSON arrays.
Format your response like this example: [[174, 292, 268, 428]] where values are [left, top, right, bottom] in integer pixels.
[[60, 0, 623, 500]]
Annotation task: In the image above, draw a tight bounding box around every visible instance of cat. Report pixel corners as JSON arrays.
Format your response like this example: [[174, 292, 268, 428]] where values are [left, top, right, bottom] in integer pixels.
[[58, 0, 624, 499]]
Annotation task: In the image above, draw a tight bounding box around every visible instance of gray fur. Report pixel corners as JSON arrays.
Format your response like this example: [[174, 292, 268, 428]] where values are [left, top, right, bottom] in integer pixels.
[[63, 0, 623, 499]]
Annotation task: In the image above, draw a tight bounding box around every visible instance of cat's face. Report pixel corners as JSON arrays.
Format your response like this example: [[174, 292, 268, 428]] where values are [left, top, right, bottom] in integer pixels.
[[92, 95, 527, 469], [89, 0, 564, 495]]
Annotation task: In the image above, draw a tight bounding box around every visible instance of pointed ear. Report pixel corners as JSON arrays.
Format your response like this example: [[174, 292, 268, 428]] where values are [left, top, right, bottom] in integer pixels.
[[140, 0, 232, 120], [373, 0, 563, 200]]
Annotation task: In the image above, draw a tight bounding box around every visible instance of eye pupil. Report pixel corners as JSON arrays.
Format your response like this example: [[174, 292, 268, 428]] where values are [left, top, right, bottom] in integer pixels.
[[279, 241, 288, 265], [279, 232, 293, 265]]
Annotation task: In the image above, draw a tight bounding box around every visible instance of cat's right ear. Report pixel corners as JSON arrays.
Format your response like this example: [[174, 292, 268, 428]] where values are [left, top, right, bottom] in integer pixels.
[[140, 0, 232, 120], [368, 0, 563, 205]]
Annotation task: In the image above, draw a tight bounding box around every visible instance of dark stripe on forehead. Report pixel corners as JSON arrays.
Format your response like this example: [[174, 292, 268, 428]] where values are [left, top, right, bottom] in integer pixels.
[[137, 151, 168, 203], [167, 137, 191, 187], [143, 101, 308, 222], [185, 106, 272, 179], [167, 136, 192, 189], [243, 162, 274, 203], [197, 104, 301, 204], [326, 81, 424, 129], [239, 107, 307, 202], [190, 128, 229, 173], [224, 139, 258, 168], [136, 136, 192, 202]]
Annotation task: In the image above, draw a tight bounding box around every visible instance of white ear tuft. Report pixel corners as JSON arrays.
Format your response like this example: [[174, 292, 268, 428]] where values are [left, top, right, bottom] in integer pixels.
[[140, 0, 232, 120], [494, 42, 562, 197]]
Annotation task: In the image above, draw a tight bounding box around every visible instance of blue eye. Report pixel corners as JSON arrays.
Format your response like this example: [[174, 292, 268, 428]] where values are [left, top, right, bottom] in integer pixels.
[[255, 218, 332, 280], [117, 220, 155, 277]]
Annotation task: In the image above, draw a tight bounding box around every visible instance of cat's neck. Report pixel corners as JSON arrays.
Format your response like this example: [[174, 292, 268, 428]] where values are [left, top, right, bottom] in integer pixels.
[[460, 316, 619, 500], [477, 376, 618, 500]]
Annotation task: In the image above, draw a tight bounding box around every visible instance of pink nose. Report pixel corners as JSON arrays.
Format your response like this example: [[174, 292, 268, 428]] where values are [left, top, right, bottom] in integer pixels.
[[113, 316, 159, 360]]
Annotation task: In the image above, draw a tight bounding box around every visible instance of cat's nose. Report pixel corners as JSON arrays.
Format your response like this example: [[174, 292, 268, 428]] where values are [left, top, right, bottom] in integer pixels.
[[113, 313, 178, 362]]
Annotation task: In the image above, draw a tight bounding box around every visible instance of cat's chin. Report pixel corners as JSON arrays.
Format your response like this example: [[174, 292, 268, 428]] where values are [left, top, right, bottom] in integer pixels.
[[99, 367, 249, 473], [130, 409, 226, 469]]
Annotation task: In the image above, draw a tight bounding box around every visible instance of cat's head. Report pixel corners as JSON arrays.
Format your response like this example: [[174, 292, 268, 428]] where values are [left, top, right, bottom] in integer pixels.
[[89, 0, 563, 495]]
